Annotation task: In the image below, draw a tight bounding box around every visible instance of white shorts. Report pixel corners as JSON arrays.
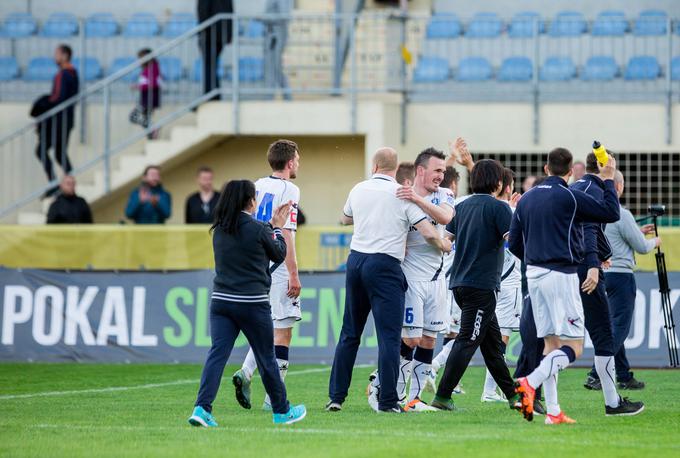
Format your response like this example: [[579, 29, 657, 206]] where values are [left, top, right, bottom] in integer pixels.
[[446, 289, 462, 334], [270, 281, 302, 329], [402, 278, 448, 338], [496, 286, 522, 336], [527, 266, 585, 340]]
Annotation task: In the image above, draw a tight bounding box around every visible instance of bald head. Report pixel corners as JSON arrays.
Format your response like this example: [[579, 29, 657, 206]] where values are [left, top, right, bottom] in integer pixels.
[[372, 147, 398, 175], [614, 171, 624, 185]]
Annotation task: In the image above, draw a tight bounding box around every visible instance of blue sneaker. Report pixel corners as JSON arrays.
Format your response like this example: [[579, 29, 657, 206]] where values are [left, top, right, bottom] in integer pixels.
[[272, 404, 307, 425], [188, 406, 218, 427]]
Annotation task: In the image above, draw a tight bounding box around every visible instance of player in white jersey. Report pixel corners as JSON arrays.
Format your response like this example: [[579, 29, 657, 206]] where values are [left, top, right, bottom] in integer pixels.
[[367, 148, 454, 413], [480, 167, 523, 402], [233, 139, 302, 411]]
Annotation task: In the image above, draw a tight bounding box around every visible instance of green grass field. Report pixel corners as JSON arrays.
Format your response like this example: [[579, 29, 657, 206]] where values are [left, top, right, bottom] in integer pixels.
[[0, 364, 678, 457]]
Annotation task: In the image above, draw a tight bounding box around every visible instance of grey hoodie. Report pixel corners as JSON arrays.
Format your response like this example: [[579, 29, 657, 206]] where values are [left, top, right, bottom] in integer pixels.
[[605, 205, 657, 273]]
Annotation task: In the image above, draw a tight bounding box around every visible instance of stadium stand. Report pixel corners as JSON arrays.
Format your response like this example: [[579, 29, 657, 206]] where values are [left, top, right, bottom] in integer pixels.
[[123, 13, 160, 38], [549, 11, 587, 37], [0, 56, 19, 81], [625, 56, 661, 80], [41, 12, 79, 37], [25, 56, 57, 81], [108, 56, 140, 82], [633, 10, 668, 36], [3, 12, 37, 38], [84, 13, 118, 37], [498, 57, 533, 82], [413, 56, 449, 83], [591, 10, 628, 36], [465, 12, 502, 38], [425, 13, 461, 39], [507, 12, 543, 38], [163, 13, 197, 38], [539, 56, 576, 81], [581, 56, 618, 81], [456, 57, 493, 82], [72, 57, 103, 81]]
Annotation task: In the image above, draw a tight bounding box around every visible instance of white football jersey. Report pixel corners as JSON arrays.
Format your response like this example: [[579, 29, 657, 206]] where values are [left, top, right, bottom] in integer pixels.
[[401, 188, 455, 281], [254, 176, 300, 283], [501, 204, 521, 290]]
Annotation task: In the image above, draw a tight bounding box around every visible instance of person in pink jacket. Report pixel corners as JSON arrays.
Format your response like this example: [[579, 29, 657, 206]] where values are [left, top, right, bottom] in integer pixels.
[[130, 48, 162, 139]]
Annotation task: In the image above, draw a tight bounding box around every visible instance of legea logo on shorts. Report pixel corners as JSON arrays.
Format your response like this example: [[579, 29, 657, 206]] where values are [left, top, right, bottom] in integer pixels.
[[471, 309, 484, 341]]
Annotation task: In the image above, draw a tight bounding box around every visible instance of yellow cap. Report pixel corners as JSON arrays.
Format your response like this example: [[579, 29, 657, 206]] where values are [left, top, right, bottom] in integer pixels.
[[592, 141, 609, 166]]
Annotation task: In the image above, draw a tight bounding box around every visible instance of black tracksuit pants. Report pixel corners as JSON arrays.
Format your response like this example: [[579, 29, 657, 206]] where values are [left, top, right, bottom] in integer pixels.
[[436, 286, 516, 400]]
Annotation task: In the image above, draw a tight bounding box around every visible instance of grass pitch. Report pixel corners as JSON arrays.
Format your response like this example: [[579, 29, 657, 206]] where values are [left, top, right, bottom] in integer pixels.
[[0, 363, 678, 457]]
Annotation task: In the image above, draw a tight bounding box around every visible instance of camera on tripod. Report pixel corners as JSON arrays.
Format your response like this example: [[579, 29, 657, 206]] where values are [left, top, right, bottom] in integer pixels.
[[648, 204, 666, 217]]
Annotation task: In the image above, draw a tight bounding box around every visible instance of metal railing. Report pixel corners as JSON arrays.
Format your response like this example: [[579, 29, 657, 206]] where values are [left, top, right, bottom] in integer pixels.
[[1, 12, 679, 221]]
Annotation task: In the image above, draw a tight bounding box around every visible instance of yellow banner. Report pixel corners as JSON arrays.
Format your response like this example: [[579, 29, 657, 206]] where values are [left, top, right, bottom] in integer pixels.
[[0, 225, 675, 272]]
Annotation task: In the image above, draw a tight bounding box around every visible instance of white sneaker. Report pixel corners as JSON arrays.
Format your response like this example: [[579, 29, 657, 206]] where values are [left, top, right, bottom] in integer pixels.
[[453, 384, 465, 395], [481, 390, 506, 403], [404, 398, 438, 412]]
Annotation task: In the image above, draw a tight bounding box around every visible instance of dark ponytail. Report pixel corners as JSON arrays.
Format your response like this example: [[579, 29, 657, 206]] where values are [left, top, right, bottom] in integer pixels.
[[211, 180, 256, 234]]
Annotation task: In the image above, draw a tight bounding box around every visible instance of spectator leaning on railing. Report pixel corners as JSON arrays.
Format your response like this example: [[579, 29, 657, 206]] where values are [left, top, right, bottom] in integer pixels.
[[125, 165, 172, 224], [46, 175, 93, 224]]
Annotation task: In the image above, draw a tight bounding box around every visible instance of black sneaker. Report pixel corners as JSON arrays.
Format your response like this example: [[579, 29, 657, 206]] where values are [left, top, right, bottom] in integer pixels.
[[533, 399, 546, 416], [325, 401, 342, 412], [605, 397, 645, 416], [584, 375, 602, 391], [378, 405, 405, 414], [618, 377, 645, 390]]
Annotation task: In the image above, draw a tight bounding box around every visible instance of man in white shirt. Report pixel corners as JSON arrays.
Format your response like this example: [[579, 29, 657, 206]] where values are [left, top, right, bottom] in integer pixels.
[[326, 147, 451, 413]]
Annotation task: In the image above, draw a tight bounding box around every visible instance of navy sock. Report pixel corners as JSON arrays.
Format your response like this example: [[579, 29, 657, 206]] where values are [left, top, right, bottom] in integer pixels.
[[414, 346, 434, 364], [559, 345, 576, 363], [443, 337, 454, 345], [275, 345, 289, 361], [400, 341, 414, 360], [500, 341, 507, 355]]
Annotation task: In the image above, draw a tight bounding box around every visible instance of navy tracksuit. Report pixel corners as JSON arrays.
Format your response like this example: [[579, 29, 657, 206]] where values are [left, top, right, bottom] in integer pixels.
[[329, 251, 407, 410], [571, 174, 616, 357], [514, 275, 544, 398]]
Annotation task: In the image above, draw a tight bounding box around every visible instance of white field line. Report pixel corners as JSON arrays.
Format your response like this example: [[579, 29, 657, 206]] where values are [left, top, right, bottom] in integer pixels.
[[0, 365, 364, 401]]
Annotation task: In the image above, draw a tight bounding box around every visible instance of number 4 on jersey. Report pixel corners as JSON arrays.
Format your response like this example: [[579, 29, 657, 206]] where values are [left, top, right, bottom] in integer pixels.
[[256, 192, 274, 222]]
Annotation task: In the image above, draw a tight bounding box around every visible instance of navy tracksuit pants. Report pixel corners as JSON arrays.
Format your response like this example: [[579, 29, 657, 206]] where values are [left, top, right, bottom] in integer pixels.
[[578, 266, 616, 357], [514, 294, 544, 398], [588, 272, 637, 382], [329, 251, 407, 410], [195, 298, 289, 414]]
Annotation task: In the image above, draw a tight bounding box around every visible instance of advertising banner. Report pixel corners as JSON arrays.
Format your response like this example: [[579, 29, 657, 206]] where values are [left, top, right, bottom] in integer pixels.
[[1, 268, 678, 367]]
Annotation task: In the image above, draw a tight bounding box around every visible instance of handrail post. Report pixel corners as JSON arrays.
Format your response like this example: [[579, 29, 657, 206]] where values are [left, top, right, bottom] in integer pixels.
[[532, 16, 540, 145], [232, 14, 240, 134], [103, 85, 111, 193], [79, 17, 87, 144], [666, 17, 673, 145], [349, 12, 357, 134]]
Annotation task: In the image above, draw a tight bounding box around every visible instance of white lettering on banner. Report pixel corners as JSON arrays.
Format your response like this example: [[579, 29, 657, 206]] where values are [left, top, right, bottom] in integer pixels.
[[648, 289, 680, 350], [1, 286, 33, 345], [96, 287, 129, 346], [131, 287, 157, 346], [64, 286, 98, 346], [32, 286, 64, 346], [625, 290, 647, 349]]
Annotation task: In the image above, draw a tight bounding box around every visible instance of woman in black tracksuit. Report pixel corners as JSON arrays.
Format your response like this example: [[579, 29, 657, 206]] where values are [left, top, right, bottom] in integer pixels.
[[189, 180, 305, 427]]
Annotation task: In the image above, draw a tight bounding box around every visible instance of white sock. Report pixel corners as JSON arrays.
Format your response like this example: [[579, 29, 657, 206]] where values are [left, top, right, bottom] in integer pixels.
[[396, 357, 412, 403], [526, 349, 572, 389], [594, 355, 620, 408], [483, 367, 498, 395], [242, 347, 257, 380], [543, 373, 560, 416], [433, 340, 454, 372], [264, 358, 288, 407], [408, 361, 431, 402]]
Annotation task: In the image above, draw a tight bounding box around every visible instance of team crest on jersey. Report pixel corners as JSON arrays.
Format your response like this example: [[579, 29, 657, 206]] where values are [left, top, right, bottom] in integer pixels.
[[431, 197, 440, 205]]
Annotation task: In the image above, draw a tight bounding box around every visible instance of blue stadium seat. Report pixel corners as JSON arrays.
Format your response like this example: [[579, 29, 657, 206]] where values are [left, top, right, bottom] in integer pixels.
[[633, 10, 667, 36], [625, 56, 660, 81], [426, 14, 461, 39], [243, 20, 265, 38], [163, 13, 196, 38], [592, 10, 628, 36], [0, 56, 19, 81], [158, 57, 183, 82], [41, 12, 78, 37], [540, 57, 576, 81], [456, 57, 492, 82], [672, 56, 680, 81], [25, 57, 58, 81], [3, 12, 37, 38], [498, 57, 532, 82], [508, 12, 543, 38], [581, 56, 618, 81], [72, 57, 103, 81], [192, 58, 225, 82], [226, 57, 265, 82], [465, 13, 502, 38], [413, 57, 449, 83], [85, 13, 118, 37], [109, 57, 140, 83], [124, 12, 159, 37], [549, 11, 587, 37]]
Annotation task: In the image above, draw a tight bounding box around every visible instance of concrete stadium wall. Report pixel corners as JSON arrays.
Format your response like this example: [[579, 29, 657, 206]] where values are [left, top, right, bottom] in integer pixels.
[[90, 134, 365, 225]]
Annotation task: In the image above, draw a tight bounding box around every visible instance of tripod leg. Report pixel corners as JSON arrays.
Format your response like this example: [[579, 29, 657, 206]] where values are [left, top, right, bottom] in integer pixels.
[[656, 252, 679, 367]]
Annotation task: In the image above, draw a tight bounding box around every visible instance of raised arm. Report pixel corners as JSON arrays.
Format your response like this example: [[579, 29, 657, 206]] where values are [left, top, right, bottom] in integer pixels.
[[572, 156, 620, 224], [619, 209, 658, 254]]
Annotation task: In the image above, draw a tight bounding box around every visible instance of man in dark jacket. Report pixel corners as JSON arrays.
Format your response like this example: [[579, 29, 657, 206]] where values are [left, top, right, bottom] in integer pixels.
[[125, 165, 172, 224], [197, 0, 233, 101], [185, 166, 220, 224], [46, 175, 93, 224], [34, 44, 79, 194]]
